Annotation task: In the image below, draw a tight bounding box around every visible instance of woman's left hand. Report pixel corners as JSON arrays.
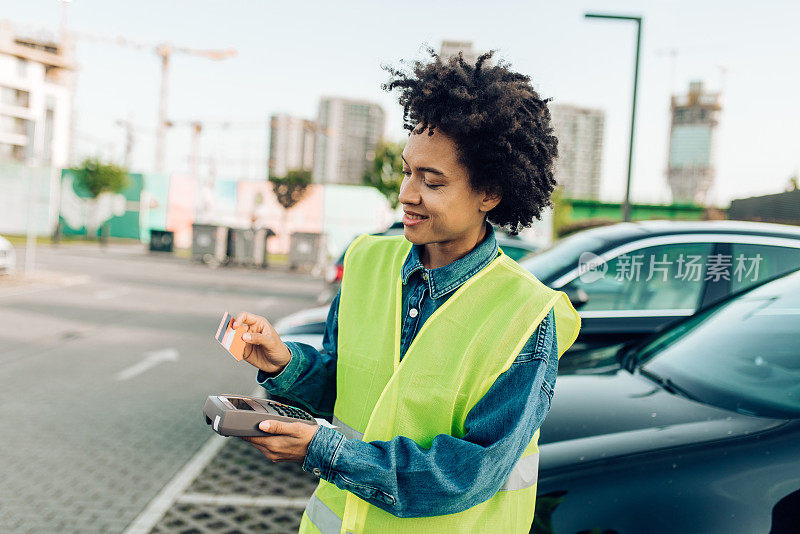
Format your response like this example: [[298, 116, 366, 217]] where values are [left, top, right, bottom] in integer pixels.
[[240, 420, 319, 463]]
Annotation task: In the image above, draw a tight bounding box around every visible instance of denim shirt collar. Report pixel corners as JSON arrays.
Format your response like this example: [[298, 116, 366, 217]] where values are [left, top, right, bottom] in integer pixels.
[[401, 221, 499, 299]]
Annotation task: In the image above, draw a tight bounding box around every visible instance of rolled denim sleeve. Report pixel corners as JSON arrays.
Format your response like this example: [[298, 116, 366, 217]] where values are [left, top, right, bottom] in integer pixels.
[[256, 290, 341, 417], [302, 308, 559, 518]]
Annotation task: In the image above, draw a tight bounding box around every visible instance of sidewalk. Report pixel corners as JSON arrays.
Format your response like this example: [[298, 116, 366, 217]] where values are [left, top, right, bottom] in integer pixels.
[[125, 393, 320, 534]]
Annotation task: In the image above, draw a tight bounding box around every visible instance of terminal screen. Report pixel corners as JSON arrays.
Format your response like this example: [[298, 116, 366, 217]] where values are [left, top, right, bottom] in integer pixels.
[[227, 397, 255, 411]]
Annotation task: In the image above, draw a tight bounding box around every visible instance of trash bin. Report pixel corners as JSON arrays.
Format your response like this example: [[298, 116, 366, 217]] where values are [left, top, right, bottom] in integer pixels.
[[252, 227, 275, 268], [289, 232, 326, 272], [227, 227, 275, 268], [192, 224, 228, 266], [227, 228, 256, 266], [149, 229, 174, 253]]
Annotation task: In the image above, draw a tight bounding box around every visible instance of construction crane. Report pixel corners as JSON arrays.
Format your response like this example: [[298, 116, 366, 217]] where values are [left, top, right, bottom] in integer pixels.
[[165, 119, 267, 180], [74, 31, 236, 173]]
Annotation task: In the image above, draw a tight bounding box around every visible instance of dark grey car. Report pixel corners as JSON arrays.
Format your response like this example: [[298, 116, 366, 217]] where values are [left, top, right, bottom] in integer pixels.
[[532, 268, 800, 533]]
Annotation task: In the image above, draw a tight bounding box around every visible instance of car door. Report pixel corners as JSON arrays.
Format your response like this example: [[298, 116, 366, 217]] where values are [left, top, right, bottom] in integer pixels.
[[555, 237, 715, 360], [700, 238, 800, 308]]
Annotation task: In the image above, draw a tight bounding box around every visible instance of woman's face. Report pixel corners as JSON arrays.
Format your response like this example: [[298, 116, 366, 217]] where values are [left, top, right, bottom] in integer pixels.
[[399, 127, 500, 248]]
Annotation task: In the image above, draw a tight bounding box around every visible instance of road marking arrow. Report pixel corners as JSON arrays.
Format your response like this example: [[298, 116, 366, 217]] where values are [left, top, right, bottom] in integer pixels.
[[115, 348, 180, 381]]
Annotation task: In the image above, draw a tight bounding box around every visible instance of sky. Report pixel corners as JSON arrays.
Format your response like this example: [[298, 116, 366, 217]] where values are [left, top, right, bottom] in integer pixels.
[[2, 0, 799, 207]]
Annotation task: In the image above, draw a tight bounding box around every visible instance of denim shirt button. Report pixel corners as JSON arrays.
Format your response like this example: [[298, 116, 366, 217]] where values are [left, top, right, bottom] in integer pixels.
[[422, 271, 428, 281], [409, 308, 418, 318], [312, 468, 322, 477]]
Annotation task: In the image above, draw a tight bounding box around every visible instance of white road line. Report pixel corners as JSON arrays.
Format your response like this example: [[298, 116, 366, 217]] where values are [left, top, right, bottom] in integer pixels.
[[177, 493, 310, 508], [123, 434, 228, 534], [94, 287, 131, 300], [123, 387, 266, 534], [115, 349, 180, 381]]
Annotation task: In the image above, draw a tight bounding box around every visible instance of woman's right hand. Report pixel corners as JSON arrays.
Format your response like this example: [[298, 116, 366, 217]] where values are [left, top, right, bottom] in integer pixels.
[[232, 312, 292, 376]]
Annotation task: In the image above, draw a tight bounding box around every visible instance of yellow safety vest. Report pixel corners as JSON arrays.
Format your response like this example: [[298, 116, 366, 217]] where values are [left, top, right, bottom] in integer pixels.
[[299, 234, 581, 534]]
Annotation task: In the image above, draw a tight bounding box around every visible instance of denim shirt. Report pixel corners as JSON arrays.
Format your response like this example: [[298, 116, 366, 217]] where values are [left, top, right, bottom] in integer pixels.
[[257, 222, 559, 518]]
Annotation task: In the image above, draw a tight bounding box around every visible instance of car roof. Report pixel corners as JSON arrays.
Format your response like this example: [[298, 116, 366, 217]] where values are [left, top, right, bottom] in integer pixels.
[[579, 219, 800, 250]]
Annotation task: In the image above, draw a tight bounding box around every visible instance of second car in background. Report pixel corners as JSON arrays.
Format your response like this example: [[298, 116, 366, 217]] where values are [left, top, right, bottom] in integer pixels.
[[278, 220, 800, 371], [317, 221, 540, 304]]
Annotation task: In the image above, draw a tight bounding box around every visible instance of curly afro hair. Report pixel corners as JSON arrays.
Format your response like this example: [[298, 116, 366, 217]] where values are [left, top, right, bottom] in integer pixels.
[[382, 48, 559, 235]]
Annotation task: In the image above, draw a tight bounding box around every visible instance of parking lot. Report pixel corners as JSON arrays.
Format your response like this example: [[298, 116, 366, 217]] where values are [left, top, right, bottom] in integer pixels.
[[0, 243, 322, 533]]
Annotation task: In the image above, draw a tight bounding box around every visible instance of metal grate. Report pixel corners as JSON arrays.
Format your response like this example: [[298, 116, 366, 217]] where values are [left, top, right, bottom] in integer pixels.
[[150, 503, 302, 534], [149, 436, 320, 532], [185, 436, 320, 497]]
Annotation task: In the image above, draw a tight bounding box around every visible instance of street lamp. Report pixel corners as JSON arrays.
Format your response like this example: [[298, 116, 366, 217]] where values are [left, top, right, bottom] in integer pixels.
[[585, 13, 642, 223]]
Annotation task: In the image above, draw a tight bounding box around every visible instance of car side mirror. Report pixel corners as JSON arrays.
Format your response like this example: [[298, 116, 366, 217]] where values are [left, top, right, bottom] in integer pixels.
[[563, 286, 590, 310]]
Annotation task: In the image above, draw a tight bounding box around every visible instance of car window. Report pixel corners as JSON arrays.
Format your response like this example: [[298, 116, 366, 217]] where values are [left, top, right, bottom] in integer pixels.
[[729, 243, 800, 293], [563, 242, 713, 311], [521, 232, 605, 280], [640, 271, 800, 418]]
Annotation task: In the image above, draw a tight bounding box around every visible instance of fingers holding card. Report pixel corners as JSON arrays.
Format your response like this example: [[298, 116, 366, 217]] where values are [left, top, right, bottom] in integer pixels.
[[216, 312, 247, 361]]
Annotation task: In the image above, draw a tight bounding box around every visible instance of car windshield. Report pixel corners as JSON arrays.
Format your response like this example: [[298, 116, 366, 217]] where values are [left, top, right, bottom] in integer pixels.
[[519, 232, 605, 280], [637, 270, 800, 418]]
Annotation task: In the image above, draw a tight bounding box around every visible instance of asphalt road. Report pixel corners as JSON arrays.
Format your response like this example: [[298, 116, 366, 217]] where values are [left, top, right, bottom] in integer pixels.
[[0, 243, 323, 533]]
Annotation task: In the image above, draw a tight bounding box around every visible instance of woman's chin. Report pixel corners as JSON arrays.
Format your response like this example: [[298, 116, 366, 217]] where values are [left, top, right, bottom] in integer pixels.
[[402, 227, 427, 244]]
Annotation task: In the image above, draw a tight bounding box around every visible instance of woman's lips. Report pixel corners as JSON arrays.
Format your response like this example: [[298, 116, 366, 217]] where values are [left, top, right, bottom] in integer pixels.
[[402, 212, 429, 226]]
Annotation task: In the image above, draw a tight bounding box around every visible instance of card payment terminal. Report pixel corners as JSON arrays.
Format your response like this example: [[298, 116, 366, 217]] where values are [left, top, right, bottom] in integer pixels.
[[204, 394, 317, 437]]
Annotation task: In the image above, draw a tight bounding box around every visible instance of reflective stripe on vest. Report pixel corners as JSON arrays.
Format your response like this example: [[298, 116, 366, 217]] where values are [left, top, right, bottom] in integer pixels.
[[332, 415, 364, 440], [306, 490, 346, 533], [331, 415, 539, 491], [500, 452, 539, 491]]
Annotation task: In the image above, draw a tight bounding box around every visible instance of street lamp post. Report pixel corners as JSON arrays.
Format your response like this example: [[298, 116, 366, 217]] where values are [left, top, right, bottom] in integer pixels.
[[585, 13, 642, 223]]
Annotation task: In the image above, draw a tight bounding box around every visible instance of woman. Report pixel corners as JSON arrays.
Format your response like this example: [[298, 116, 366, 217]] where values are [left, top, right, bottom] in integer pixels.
[[233, 49, 581, 533]]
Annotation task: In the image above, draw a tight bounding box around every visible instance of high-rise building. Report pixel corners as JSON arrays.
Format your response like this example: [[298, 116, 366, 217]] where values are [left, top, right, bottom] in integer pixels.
[[0, 21, 74, 168], [268, 114, 316, 179], [439, 40, 480, 64], [550, 104, 604, 200], [313, 97, 385, 185], [666, 80, 722, 204]]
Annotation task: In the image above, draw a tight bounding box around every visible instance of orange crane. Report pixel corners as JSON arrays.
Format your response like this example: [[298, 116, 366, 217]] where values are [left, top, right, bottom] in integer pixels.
[[75, 31, 236, 172]]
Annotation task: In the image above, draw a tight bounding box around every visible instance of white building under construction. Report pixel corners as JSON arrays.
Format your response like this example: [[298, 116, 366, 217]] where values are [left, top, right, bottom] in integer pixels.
[[666, 80, 722, 204]]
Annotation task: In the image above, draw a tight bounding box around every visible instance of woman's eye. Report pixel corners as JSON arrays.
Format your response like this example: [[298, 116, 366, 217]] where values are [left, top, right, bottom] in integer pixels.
[[424, 182, 442, 189], [402, 170, 412, 176]]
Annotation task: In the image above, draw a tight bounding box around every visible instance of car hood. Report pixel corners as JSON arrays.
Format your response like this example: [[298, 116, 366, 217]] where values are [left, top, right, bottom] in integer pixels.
[[273, 305, 329, 335], [538, 369, 787, 472]]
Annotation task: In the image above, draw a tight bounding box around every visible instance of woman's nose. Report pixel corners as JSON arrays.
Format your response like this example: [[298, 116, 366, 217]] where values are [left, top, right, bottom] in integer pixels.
[[398, 175, 420, 205]]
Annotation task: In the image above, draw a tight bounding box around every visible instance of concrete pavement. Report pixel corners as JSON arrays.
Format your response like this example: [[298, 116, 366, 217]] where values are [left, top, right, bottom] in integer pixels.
[[0, 243, 323, 533]]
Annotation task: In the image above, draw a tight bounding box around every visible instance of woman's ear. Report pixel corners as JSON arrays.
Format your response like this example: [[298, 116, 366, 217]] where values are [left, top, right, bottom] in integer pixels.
[[479, 190, 502, 213]]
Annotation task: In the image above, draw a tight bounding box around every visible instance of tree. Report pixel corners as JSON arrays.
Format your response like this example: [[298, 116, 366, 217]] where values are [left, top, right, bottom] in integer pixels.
[[363, 140, 405, 208], [269, 169, 313, 241], [71, 157, 129, 242], [269, 168, 312, 210], [73, 157, 129, 198]]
